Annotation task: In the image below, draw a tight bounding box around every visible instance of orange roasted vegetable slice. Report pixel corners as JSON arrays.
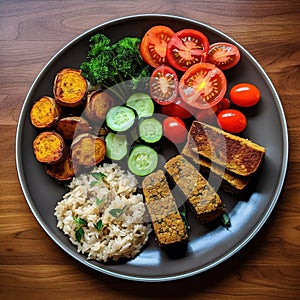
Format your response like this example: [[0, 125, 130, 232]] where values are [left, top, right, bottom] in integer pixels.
[[30, 96, 61, 128], [33, 131, 66, 164], [46, 154, 75, 181], [53, 68, 87, 107], [55, 116, 91, 140], [71, 133, 106, 167]]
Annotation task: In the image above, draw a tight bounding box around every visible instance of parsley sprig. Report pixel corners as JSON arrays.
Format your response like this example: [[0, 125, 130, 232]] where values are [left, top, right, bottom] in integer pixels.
[[73, 216, 88, 242], [94, 219, 103, 231], [90, 172, 106, 187], [109, 205, 127, 218]]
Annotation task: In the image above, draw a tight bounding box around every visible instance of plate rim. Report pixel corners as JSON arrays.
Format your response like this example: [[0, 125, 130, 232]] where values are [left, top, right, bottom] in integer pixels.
[[15, 13, 289, 282]]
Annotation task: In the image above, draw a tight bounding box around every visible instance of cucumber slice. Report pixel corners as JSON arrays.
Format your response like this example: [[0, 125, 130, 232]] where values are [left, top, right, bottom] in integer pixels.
[[139, 117, 162, 143], [106, 106, 136, 132], [105, 132, 127, 160], [128, 145, 158, 176], [126, 93, 154, 119]]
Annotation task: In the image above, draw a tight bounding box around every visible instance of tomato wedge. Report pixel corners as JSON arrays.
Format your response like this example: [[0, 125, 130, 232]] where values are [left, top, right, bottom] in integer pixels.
[[166, 29, 209, 72], [179, 63, 227, 109], [150, 65, 178, 105], [207, 42, 240, 70], [140, 25, 175, 68]]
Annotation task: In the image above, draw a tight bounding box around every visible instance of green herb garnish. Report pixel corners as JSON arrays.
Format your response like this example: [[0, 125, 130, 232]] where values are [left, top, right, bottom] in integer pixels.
[[94, 219, 103, 231], [90, 172, 106, 187], [80, 33, 150, 99], [96, 197, 104, 206], [179, 204, 191, 231], [73, 216, 88, 242], [221, 212, 231, 229], [109, 205, 127, 218]]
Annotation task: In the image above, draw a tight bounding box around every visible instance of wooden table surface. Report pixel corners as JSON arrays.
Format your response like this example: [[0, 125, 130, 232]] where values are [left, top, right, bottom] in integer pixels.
[[1, 1, 299, 299]]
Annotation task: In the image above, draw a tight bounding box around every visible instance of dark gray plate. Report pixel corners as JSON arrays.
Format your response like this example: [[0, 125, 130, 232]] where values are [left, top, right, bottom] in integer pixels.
[[16, 14, 288, 282]]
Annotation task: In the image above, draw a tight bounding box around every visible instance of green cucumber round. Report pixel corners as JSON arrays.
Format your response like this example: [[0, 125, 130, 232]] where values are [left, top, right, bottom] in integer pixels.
[[126, 93, 154, 119], [128, 145, 158, 176], [106, 106, 136, 132], [105, 132, 127, 160], [139, 117, 162, 143]]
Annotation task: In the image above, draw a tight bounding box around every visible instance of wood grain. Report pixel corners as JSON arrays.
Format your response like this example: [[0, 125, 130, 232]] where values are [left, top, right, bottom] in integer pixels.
[[1, 1, 299, 299]]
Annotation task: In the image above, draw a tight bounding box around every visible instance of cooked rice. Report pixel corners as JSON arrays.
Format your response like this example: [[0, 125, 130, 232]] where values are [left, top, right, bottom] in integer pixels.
[[54, 163, 149, 262]]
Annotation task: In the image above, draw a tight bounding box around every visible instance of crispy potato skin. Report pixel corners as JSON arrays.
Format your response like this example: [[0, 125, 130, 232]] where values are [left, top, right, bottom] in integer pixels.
[[30, 96, 61, 128], [85, 90, 115, 123], [71, 133, 106, 167], [33, 131, 66, 164], [53, 68, 87, 107]]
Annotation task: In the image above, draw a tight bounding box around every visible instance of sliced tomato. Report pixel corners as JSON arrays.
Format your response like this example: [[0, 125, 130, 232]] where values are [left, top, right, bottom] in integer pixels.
[[140, 25, 175, 68], [166, 29, 209, 72], [179, 62, 227, 109], [150, 65, 178, 105], [160, 97, 193, 119], [207, 42, 240, 70]]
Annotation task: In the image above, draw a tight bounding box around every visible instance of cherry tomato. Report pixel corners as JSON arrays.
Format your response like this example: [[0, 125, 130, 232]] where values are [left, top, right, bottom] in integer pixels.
[[160, 97, 193, 119], [162, 116, 187, 144], [195, 97, 231, 125], [207, 42, 240, 70], [150, 65, 178, 105], [217, 109, 247, 133], [217, 97, 231, 110], [166, 29, 209, 72], [229, 83, 260, 107], [195, 108, 218, 125], [140, 25, 175, 68], [179, 62, 227, 109]]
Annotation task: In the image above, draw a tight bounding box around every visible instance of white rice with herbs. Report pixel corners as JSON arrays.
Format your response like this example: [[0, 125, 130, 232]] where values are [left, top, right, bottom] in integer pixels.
[[54, 163, 149, 262]]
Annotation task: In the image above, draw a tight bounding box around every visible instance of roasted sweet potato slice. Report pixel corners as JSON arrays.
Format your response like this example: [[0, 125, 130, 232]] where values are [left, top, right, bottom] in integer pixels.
[[71, 133, 106, 167], [55, 116, 90, 140], [46, 154, 75, 181], [53, 68, 87, 107], [30, 96, 61, 128], [33, 131, 66, 164], [84, 90, 115, 123]]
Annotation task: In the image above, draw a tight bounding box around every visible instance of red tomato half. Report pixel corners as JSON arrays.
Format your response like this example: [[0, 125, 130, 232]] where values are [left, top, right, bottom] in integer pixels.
[[229, 83, 261, 107], [207, 42, 240, 70], [162, 116, 187, 144], [140, 25, 175, 68], [166, 29, 209, 72], [160, 97, 193, 119], [150, 65, 178, 105], [179, 63, 227, 109], [217, 109, 247, 133]]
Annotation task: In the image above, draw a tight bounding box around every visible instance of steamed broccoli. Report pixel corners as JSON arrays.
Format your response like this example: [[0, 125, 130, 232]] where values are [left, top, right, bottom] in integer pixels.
[[80, 33, 150, 98]]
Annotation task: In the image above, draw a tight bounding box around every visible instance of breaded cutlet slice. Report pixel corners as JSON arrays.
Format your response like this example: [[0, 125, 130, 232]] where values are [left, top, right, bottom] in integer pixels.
[[182, 143, 251, 194], [164, 155, 224, 224], [142, 170, 188, 246], [186, 121, 265, 177]]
